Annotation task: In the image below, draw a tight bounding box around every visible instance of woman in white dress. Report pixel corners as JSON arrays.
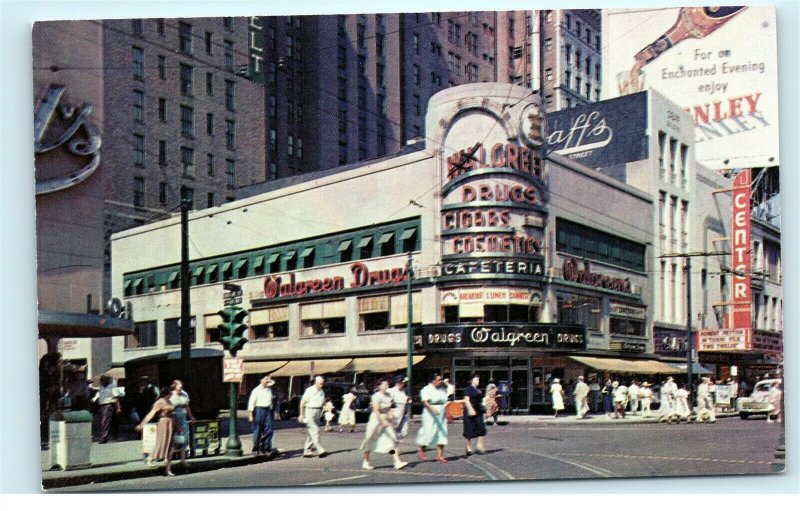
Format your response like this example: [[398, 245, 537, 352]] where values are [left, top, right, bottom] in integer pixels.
[[550, 378, 565, 417], [338, 387, 357, 433], [360, 377, 408, 470], [672, 385, 692, 423], [416, 373, 449, 463]]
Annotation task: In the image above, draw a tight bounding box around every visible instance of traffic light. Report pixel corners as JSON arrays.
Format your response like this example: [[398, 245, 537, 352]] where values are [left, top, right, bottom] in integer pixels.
[[218, 306, 249, 355]]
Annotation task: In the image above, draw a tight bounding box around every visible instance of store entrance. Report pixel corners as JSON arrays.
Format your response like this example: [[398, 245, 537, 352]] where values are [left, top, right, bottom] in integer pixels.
[[452, 358, 530, 413]]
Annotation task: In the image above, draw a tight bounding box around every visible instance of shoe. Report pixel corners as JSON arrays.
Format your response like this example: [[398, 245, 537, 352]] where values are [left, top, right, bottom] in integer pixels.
[[394, 461, 408, 470], [465, 449, 473, 457], [166, 470, 175, 477], [436, 457, 448, 464], [362, 461, 374, 470], [303, 452, 314, 457], [418, 450, 427, 461], [318, 450, 329, 458], [476, 448, 486, 454]]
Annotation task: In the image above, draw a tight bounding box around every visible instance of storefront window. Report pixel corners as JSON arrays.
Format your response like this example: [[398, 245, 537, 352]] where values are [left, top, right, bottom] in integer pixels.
[[557, 293, 602, 331], [442, 306, 458, 323], [301, 301, 346, 335], [126, 321, 157, 349], [359, 296, 390, 331], [165, 317, 196, 346], [251, 307, 289, 339]]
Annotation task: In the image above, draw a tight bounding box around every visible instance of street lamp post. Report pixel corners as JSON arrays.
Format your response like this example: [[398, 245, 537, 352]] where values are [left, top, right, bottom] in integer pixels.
[[406, 252, 414, 419], [180, 197, 191, 382]]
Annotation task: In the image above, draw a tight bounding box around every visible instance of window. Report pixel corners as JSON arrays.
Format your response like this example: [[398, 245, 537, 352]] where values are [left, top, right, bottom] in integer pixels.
[[338, 239, 354, 262], [132, 19, 143, 36], [269, 95, 277, 118], [133, 135, 145, 167], [157, 19, 165, 36], [179, 22, 193, 53], [205, 31, 213, 54], [376, 63, 385, 87], [576, 20, 582, 36], [207, 192, 214, 208], [155, 55, 165, 80], [376, 33, 385, 56], [158, 140, 167, 166], [412, 94, 420, 116], [609, 316, 645, 336], [165, 317, 196, 346], [133, 176, 145, 207], [223, 17, 233, 30], [359, 296, 390, 331], [401, 227, 417, 253], [412, 33, 420, 54], [159, 182, 167, 205], [301, 301, 346, 335], [556, 218, 646, 272], [181, 146, 194, 175], [133, 90, 144, 122], [225, 80, 235, 111], [224, 40, 234, 70], [357, 23, 365, 49], [225, 120, 235, 149], [180, 105, 194, 137], [358, 236, 373, 259], [466, 63, 478, 82], [205, 72, 213, 95], [157, 97, 166, 121], [180, 64, 193, 96], [133, 46, 144, 79], [181, 186, 194, 210], [250, 308, 289, 339], [269, 162, 277, 180], [225, 159, 235, 187], [358, 55, 366, 78], [287, 134, 294, 157], [269, 129, 277, 152], [206, 112, 214, 135], [206, 153, 214, 175], [126, 321, 156, 349], [377, 94, 385, 116], [412, 64, 420, 85], [296, 138, 303, 159], [557, 293, 602, 331]]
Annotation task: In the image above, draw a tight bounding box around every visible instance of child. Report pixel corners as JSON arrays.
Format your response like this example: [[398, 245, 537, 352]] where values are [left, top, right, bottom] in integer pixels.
[[323, 397, 336, 432]]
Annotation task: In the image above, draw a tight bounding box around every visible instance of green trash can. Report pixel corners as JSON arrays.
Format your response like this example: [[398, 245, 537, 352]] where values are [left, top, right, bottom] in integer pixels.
[[49, 410, 93, 470]]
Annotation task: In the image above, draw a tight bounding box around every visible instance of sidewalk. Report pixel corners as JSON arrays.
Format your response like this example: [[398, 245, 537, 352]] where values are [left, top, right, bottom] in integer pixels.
[[41, 410, 736, 490]]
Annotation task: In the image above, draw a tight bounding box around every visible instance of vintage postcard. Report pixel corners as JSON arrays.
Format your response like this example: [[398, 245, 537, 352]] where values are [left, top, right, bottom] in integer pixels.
[[34, 5, 784, 491]]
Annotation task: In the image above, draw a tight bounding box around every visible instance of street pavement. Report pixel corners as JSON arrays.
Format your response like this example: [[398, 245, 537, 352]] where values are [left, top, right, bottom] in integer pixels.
[[42, 411, 784, 492]]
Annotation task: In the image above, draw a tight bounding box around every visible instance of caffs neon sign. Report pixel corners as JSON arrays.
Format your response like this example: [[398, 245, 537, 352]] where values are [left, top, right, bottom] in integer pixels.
[[263, 262, 408, 299]]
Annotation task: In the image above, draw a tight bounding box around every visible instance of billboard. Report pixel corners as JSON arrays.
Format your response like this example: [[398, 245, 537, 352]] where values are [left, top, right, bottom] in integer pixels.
[[603, 7, 779, 169], [545, 92, 649, 168]]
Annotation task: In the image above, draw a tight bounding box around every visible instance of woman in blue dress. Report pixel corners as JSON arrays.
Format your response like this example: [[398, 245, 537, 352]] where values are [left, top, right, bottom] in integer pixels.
[[462, 374, 487, 455], [169, 380, 195, 464]]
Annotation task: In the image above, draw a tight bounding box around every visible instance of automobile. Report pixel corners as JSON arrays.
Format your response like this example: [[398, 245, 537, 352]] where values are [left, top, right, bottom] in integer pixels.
[[278, 382, 371, 422], [736, 378, 781, 420]]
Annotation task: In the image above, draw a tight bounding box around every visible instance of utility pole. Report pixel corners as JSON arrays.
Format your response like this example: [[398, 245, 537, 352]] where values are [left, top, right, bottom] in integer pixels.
[[660, 251, 728, 394], [406, 251, 414, 420], [180, 197, 191, 383]]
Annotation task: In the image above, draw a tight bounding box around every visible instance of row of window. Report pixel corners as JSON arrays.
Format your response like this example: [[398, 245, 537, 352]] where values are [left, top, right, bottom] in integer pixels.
[[123, 219, 421, 296], [133, 173, 234, 210], [556, 218, 647, 273], [132, 134, 236, 179], [562, 13, 601, 51], [657, 132, 689, 188]]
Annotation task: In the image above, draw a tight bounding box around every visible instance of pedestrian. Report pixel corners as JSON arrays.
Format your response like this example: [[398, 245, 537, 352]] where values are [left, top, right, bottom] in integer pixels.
[[695, 376, 716, 423], [672, 384, 692, 424], [93, 374, 122, 443], [443, 376, 456, 423], [766, 381, 782, 423], [612, 381, 627, 419], [639, 382, 653, 416], [135, 386, 176, 476], [130, 376, 158, 424], [601, 379, 614, 416], [727, 377, 739, 410], [463, 374, 487, 456], [550, 378, 565, 418], [389, 376, 410, 440], [416, 373, 449, 463], [360, 377, 408, 470], [169, 380, 195, 463], [248, 375, 277, 456], [573, 376, 590, 419], [628, 380, 640, 415], [338, 387, 357, 433], [484, 381, 500, 425], [323, 397, 336, 432], [657, 377, 677, 422], [298, 376, 328, 457], [67, 370, 91, 412], [589, 378, 601, 414]]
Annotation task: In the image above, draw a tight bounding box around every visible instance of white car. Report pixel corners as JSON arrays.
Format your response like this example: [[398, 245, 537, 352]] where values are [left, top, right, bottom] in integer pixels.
[[736, 379, 781, 420]]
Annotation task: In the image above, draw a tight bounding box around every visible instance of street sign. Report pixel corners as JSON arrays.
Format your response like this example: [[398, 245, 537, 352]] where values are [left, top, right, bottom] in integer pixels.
[[223, 356, 244, 383]]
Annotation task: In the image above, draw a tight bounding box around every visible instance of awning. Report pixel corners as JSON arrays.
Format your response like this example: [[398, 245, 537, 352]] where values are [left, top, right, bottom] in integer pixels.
[[400, 228, 417, 240], [378, 232, 394, 244], [266, 253, 280, 264], [569, 356, 683, 375], [207, 263, 218, 274], [337, 240, 352, 251], [168, 270, 179, 282], [253, 255, 264, 267], [270, 358, 353, 377], [192, 266, 205, 276], [132, 278, 143, 287], [220, 261, 232, 272], [357, 236, 373, 248], [235, 259, 247, 269], [283, 250, 296, 259], [300, 247, 314, 258], [345, 355, 426, 373], [664, 362, 714, 375], [243, 360, 289, 375], [123, 280, 132, 290]]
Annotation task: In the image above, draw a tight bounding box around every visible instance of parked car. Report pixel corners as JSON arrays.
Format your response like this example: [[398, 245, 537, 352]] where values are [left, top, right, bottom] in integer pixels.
[[736, 378, 781, 420]]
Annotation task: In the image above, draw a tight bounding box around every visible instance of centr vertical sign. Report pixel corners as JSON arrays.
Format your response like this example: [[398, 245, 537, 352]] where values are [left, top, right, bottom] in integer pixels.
[[730, 168, 751, 330]]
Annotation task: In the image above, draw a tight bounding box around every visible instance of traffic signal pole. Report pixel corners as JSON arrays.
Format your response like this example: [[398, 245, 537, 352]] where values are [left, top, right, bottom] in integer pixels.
[[218, 294, 248, 457], [180, 198, 191, 382]]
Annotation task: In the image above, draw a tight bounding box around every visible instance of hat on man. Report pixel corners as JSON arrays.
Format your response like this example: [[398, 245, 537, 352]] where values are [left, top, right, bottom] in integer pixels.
[[394, 375, 407, 385], [577, 376, 584, 380], [612, 381, 619, 387], [641, 382, 651, 387], [553, 378, 560, 383], [261, 375, 275, 387], [314, 376, 325, 384]]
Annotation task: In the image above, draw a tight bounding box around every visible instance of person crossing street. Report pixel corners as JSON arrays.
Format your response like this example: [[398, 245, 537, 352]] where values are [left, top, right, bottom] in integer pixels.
[[299, 376, 328, 458], [573, 376, 590, 419], [695, 376, 716, 423]]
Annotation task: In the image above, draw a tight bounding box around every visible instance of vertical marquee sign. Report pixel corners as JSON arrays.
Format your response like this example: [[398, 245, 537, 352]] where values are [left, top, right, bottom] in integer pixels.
[[439, 101, 549, 281], [730, 168, 752, 330]]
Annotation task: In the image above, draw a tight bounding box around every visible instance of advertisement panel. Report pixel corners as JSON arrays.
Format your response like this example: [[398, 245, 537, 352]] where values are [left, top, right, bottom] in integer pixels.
[[697, 328, 750, 351], [730, 169, 752, 329], [544, 92, 649, 168], [603, 7, 779, 169], [414, 323, 586, 351]]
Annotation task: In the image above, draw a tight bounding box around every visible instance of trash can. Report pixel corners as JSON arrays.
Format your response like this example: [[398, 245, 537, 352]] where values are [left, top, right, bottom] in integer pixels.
[[49, 410, 93, 470]]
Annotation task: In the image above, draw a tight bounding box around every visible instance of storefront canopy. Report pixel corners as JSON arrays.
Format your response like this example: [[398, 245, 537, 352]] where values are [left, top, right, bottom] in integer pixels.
[[243, 360, 289, 375], [569, 356, 683, 375], [344, 355, 426, 373], [269, 358, 353, 377]]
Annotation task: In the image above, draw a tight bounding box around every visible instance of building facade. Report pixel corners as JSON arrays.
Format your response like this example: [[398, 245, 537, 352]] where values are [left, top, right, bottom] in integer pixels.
[[111, 83, 729, 411]]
